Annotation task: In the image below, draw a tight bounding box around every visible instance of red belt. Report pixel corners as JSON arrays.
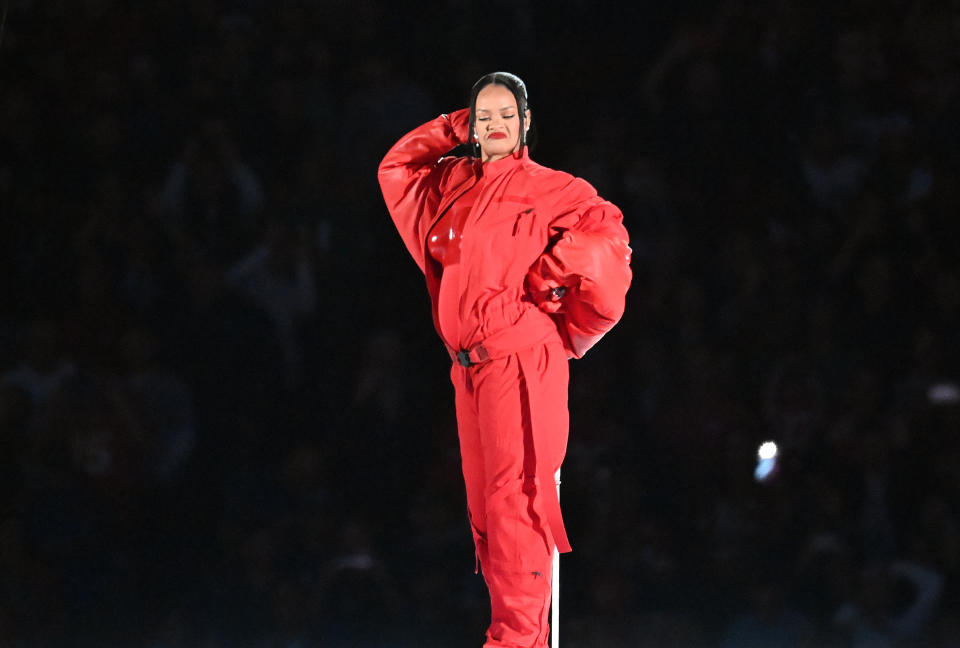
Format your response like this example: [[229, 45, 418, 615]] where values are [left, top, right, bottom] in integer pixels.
[[450, 307, 557, 367]]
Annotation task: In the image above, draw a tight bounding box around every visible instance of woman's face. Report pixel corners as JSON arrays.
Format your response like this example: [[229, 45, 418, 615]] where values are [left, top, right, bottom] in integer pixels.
[[473, 83, 530, 163]]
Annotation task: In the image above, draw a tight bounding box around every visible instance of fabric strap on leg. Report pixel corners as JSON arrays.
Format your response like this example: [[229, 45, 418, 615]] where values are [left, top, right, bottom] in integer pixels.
[[516, 348, 571, 554]]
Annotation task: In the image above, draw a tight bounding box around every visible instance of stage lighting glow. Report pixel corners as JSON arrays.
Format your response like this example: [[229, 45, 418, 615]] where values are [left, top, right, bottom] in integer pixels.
[[928, 382, 960, 405], [758, 441, 778, 460], [754, 441, 779, 482]]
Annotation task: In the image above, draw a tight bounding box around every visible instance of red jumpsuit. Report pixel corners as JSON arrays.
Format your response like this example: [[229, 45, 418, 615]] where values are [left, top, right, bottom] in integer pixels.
[[378, 108, 631, 647]]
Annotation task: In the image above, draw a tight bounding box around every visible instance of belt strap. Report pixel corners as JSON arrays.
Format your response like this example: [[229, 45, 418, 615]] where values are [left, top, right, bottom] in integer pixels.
[[457, 347, 487, 367], [452, 308, 557, 367], [517, 347, 572, 554]]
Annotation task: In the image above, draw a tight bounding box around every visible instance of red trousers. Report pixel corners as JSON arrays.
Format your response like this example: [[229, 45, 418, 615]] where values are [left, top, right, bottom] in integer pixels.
[[452, 341, 569, 648]]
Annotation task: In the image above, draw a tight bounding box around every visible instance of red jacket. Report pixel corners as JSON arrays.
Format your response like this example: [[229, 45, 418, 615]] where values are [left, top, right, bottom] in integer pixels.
[[378, 108, 631, 359]]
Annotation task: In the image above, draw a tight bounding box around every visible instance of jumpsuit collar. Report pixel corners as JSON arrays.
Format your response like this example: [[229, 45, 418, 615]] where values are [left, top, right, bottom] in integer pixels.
[[476, 146, 529, 179]]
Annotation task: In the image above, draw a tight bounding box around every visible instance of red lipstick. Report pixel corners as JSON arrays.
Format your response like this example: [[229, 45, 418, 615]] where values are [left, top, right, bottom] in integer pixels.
[[487, 132, 507, 140]]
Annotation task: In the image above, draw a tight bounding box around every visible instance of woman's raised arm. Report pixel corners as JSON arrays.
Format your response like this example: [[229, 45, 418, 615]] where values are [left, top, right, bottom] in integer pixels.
[[377, 109, 471, 272]]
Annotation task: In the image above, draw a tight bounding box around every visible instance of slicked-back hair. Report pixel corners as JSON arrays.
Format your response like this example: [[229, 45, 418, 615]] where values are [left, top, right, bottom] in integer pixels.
[[468, 71, 533, 157]]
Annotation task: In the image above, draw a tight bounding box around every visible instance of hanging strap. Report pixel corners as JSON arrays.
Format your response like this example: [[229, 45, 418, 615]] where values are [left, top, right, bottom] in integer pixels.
[[517, 348, 572, 554]]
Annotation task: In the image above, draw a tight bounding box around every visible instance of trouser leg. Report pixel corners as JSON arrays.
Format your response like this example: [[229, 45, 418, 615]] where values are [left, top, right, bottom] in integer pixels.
[[454, 363, 488, 569], [453, 343, 569, 648]]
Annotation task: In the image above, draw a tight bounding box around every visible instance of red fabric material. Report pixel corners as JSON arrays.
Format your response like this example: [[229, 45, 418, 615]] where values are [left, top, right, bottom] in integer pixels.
[[377, 109, 632, 359], [453, 343, 568, 647], [525, 230, 633, 357], [427, 174, 483, 266], [378, 110, 631, 644], [428, 174, 485, 346]]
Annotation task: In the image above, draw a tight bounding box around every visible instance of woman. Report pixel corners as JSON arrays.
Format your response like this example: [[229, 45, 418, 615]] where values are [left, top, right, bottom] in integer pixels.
[[378, 72, 631, 647]]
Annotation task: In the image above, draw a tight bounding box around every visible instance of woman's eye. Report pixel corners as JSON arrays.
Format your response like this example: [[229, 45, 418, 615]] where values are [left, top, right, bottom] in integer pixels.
[[477, 117, 490, 122]]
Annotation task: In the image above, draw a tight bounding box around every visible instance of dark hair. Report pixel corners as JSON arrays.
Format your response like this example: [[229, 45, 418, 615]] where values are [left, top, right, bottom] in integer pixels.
[[468, 71, 533, 156]]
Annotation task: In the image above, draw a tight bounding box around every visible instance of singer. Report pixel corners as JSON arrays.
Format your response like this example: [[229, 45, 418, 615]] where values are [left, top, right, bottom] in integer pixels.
[[378, 71, 631, 647]]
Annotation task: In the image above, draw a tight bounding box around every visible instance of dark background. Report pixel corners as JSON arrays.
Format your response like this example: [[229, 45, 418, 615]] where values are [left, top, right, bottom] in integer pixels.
[[1, 0, 959, 646]]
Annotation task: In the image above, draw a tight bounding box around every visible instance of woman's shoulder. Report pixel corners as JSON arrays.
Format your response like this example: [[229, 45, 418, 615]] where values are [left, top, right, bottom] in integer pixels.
[[519, 158, 597, 200], [519, 158, 573, 185]]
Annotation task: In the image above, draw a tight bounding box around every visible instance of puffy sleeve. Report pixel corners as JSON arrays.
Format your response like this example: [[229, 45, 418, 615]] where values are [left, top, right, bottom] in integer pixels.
[[377, 108, 471, 273], [525, 175, 632, 358]]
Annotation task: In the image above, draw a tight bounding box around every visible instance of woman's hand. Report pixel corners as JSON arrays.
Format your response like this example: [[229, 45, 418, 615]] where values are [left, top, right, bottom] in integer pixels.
[[525, 252, 579, 314], [445, 108, 472, 146]]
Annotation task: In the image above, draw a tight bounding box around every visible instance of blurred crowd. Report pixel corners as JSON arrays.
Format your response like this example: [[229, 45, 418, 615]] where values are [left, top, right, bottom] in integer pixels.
[[1, 0, 959, 646]]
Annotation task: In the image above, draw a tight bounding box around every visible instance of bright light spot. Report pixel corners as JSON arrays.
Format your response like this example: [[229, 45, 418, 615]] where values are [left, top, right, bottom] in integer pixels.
[[754, 441, 779, 482], [758, 441, 778, 460], [754, 458, 776, 482]]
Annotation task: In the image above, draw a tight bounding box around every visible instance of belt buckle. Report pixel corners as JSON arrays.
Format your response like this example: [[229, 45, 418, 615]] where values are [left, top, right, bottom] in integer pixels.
[[457, 350, 473, 367]]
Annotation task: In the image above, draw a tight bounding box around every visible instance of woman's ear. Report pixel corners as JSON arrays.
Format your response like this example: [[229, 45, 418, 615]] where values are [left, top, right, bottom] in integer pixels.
[[525, 108, 532, 131]]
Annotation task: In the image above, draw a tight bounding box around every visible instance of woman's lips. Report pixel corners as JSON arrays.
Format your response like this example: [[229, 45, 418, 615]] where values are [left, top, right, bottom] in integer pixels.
[[487, 132, 508, 140]]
